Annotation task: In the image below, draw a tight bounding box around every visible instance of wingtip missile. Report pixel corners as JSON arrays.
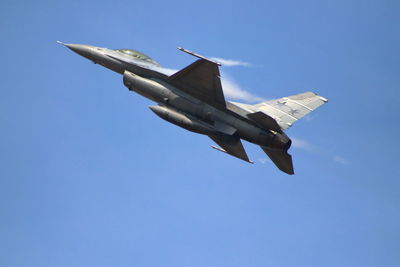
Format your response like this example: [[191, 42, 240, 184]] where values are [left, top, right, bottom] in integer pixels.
[[177, 47, 221, 66]]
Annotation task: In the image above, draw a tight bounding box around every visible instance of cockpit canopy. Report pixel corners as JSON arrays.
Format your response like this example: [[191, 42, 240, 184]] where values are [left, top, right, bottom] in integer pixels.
[[115, 49, 160, 66]]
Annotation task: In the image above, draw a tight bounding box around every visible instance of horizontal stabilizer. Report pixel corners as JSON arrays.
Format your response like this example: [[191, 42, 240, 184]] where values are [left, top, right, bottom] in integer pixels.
[[209, 134, 251, 163], [261, 146, 294, 174], [247, 111, 282, 133]]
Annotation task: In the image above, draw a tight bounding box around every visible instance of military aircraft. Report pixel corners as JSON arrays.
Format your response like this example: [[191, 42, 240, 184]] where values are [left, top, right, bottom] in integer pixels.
[[59, 41, 327, 174]]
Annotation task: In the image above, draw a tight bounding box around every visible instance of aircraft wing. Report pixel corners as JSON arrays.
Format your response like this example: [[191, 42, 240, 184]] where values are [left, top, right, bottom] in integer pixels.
[[209, 134, 252, 163], [251, 92, 328, 130], [168, 59, 226, 108]]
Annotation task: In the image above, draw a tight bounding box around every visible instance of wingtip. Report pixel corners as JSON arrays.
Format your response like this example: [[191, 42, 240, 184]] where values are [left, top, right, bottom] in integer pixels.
[[56, 40, 65, 46], [177, 46, 221, 66], [310, 91, 329, 103], [320, 96, 328, 103]]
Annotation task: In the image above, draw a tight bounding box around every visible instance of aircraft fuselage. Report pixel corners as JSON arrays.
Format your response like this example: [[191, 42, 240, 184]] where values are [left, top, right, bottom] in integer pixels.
[[61, 42, 302, 173]]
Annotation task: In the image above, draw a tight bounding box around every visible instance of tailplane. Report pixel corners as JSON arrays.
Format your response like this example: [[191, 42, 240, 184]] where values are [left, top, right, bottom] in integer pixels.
[[261, 146, 294, 175]]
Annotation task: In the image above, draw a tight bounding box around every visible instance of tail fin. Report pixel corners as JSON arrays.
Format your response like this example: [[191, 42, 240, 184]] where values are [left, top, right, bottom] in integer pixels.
[[261, 146, 294, 175]]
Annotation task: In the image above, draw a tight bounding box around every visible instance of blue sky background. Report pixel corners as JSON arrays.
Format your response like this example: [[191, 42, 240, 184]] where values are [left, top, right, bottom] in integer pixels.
[[1, 0, 399, 266]]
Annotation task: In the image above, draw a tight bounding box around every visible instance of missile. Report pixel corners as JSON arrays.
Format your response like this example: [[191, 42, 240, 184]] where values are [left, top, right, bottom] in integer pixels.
[[149, 105, 215, 135]]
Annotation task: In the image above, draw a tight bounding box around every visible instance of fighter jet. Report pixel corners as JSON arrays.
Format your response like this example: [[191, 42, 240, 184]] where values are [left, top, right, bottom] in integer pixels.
[[59, 41, 327, 174]]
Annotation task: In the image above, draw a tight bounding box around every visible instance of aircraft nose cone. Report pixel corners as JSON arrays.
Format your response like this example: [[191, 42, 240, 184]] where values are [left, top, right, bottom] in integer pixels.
[[64, 43, 93, 59]]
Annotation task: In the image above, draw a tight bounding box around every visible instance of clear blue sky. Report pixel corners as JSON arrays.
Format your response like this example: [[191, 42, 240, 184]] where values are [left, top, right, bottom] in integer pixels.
[[1, 0, 399, 266]]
